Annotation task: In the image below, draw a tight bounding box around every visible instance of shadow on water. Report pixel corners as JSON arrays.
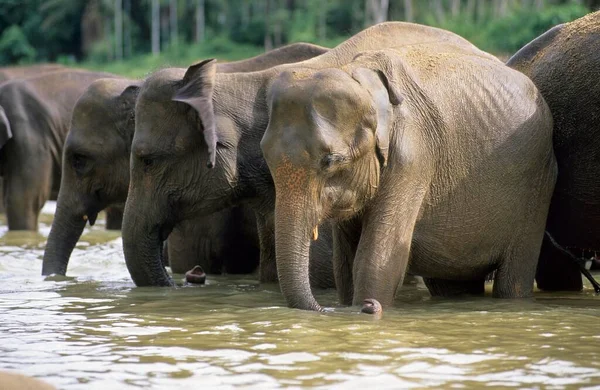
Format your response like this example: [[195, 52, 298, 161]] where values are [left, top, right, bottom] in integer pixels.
[[0, 202, 599, 389]]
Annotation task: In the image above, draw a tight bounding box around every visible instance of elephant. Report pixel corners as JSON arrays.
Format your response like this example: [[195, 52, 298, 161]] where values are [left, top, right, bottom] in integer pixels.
[[0, 63, 64, 83], [260, 29, 556, 310], [42, 42, 329, 278], [506, 11, 600, 292], [0, 70, 118, 231], [0, 63, 65, 214], [119, 22, 504, 291]]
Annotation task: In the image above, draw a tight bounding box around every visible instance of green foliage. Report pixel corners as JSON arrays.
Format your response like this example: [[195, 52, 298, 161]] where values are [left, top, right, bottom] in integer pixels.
[[430, 2, 590, 56], [482, 3, 590, 54], [80, 39, 263, 79], [0, 25, 36, 64], [0, 0, 594, 70]]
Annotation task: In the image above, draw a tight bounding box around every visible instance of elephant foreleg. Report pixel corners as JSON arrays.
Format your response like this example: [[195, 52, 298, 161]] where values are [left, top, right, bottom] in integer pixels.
[[332, 218, 361, 305], [5, 159, 51, 231], [351, 180, 428, 308]]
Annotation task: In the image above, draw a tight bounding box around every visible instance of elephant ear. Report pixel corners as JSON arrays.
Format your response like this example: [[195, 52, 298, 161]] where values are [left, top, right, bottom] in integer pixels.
[[352, 66, 403, 168], [0, 105, 12, 150], [172, 59, 218, 168], [117, 83, 140, 143]]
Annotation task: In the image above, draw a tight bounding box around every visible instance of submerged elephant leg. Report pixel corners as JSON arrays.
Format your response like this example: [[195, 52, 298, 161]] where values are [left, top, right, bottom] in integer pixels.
[[168, 220, 217, 274], [351, 186, 427, 308], [105, 206, 124, 230], [332, 219, 361, 305], [4, 158, 51, 231], [256, 213, 278, 283], [493, 238, 541, 299], [423, 278, 485, 297]]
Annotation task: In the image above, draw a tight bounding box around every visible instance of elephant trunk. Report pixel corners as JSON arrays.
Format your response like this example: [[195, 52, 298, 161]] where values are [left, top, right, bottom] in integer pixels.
[[274, 187, 322, 311], [42, 196, 87, 276], [122, 196, 173, 287]]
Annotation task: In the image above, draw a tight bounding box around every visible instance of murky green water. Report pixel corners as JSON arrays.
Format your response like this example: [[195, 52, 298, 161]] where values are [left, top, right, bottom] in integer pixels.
[[1, 203, 600, 389]]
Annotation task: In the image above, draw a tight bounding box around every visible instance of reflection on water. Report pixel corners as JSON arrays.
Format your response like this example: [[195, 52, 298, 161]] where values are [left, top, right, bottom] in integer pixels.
[[1, 203, 600, 389]]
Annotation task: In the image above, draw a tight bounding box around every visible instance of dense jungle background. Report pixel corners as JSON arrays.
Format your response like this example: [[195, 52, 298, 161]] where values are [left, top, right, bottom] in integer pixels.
[[0, 0, 598, 77]]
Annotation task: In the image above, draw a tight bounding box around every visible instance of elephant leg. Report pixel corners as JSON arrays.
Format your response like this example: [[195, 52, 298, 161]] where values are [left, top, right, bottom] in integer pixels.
[[332, 218, 361, 305], [535, 232, 582, 291], [423, 278, 485, 297], [492, 238, 540, 299], [5, 158, 51, 231], [105, 206, 124, 230], [351, 183, 427, 308], [167, 220, 217, 274], [256, 212, 278, 283]]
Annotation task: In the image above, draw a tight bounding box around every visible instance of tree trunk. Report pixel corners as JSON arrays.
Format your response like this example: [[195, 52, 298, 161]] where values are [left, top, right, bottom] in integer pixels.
[[124, 0, 131, 57], [170, 0, 178, 48], [114, 0, 123, 60], [432, 0, 445, 23], [376, 0, 389, 23], [365, 0, 389, 26], [451, 0, 460, 17], [195, 0, 205, 43], [241, 0, 249, 29], [465, 0, 476, 21], [264, 0, 273, 51], [151, 0, 160, 55], [318, 0, 327, 41], [403, 0, 413, 22], [105, 15, 113, 61]]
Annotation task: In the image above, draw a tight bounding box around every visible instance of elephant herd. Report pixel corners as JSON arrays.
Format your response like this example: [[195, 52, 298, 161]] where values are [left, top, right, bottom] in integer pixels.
[[0, 13, 598, 313]]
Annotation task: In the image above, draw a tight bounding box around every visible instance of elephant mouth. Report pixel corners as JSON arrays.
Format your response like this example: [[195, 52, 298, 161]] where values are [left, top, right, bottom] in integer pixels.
[[83, 210, 99, 226]]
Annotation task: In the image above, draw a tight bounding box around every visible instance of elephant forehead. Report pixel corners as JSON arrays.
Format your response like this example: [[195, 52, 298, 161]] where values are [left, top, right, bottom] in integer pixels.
[[272, 79, 372, 129]]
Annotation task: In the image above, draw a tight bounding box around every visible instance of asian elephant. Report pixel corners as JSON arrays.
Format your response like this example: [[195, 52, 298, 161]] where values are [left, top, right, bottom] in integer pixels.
[[0, 70, 119, 231], [260, 31, 556, 310], [0, 63, 64, 83], [507, 11, 600, 291], [0, 63, 65, 215], [42, 42, 329, 277], [119, 22, 504, 291]]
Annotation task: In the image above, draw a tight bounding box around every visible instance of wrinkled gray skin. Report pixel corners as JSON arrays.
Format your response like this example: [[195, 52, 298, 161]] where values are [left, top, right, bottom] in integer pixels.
[[0, 70, 118, 231], [42, 43, 328, 277], [507, 12, 600, 291], [261, 29, 556, 310], [120, 22, 495, 291], [0, 63, 65, 214]]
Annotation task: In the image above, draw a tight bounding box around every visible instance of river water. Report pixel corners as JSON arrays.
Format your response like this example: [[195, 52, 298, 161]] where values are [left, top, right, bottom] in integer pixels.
[[0, 203, 599, 389]]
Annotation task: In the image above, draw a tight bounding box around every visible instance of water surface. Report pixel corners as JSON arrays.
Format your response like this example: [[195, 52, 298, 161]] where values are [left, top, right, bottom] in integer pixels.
[[1, 203, 599, 389]]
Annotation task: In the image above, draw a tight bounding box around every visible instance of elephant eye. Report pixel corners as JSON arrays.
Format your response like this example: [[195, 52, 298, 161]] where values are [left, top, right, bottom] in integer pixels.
[[141, 156, 155, 172], [321, 153, 347, 170], [72, 153, 87, 172]]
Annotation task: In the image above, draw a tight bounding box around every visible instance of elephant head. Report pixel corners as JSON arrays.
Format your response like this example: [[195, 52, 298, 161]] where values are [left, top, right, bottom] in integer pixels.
[[42, 79, 139, 276], [122, 60, 243, 286], [260, 54, 403, 310]]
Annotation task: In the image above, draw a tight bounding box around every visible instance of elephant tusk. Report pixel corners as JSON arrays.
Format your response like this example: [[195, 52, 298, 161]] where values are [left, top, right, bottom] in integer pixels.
[[312, 225, 319, 241], [83, 215, 88, 221]]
